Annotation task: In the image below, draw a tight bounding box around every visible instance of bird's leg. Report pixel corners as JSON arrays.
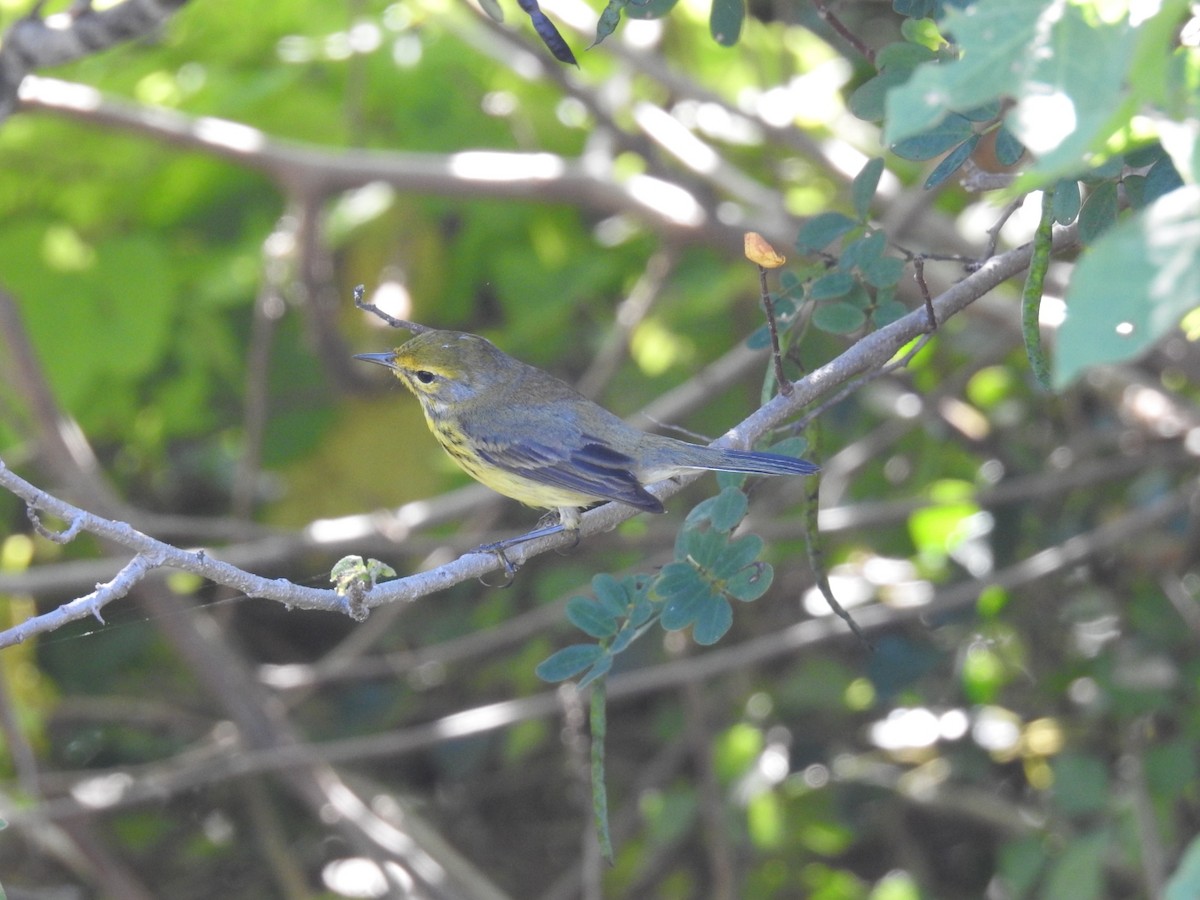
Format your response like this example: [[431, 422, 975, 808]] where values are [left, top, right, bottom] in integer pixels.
[[472, 507, 582, 581]]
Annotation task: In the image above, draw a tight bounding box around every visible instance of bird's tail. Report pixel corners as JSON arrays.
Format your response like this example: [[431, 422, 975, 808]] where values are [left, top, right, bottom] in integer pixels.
[[703, 447, 820, 476]]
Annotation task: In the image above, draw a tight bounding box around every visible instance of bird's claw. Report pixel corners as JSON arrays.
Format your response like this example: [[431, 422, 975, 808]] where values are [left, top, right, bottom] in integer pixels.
[[476, 542, 519, 588]]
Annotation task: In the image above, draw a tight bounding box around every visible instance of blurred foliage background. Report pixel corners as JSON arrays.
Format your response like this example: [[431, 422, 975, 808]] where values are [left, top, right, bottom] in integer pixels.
[[1, 0, 1200, 897]]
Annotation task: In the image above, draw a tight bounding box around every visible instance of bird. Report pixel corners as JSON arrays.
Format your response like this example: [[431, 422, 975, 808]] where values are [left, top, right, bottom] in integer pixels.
[[355, 330, 818, 548]]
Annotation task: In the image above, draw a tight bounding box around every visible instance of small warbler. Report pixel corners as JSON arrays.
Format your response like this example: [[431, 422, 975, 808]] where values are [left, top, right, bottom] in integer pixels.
[[355, 330, 818, 539]]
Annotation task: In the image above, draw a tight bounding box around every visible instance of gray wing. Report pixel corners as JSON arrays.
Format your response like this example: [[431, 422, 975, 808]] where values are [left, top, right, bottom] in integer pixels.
[[470, 418, 664, 513]]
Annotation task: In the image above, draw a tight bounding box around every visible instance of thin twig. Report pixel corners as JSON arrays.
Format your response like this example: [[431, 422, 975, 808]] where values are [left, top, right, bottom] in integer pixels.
[[353, 284, 432, 333], [913, 256, 938, 332], [758, 264, 794, 396], [813, 0, 875, 64], [982, 194, 1028, 261]]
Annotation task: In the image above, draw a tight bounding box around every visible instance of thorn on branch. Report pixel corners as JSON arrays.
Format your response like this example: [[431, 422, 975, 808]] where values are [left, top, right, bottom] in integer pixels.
[[913, 257, 938, 333], [26, 506, 84, 543]]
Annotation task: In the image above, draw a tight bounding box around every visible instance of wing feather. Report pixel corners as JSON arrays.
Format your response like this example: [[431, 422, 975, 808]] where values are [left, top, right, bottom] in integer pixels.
[[475, 437, 664, 513]]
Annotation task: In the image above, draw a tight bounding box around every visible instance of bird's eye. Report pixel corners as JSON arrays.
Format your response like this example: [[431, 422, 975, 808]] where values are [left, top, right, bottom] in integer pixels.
[[415, 370, 436, 384]]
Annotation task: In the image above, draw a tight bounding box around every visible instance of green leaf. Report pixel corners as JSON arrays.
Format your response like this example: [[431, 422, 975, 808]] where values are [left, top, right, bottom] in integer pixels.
[[849, 68, 911, 123], [924, 133, 979, 189], [536, 644, 606, 682], [1125, 142, 1167, 168], [709, 0, 744, 46], [591, 0, 626, 46], [1055, 185, 1200, 387], [661, 584, 709, 631], [625, 0, 679, 17], [686, 486, 748, 533], [839, 231, 886, 270], [1166, 835, 1200, 900], [861, 255, 906, 289], [1006, 5, 1134, 177], [886, 0, 1053, 144], [1078, 181, 1119, 245], [713, 534, 764, 579], [725, 562, 773, 601], [900, 17, 945, 52], [628, 590, 657, 627], [566, 596, 619, 638], [678, 527, 727, 568], [873, 299, 910, 326], [813, 302, 867, 334], [1123, 174, 1147, 210], [809, 271, 856, 300], [853, 158, 885, 221], [692, 596, 733, 645], [893, 0, 938, 17], [656, 561, 703, 599], [997, 837, 1048, 897], [1052, 179, 1082, 225], [875, 41, 938, 71], [591, 573, 630, 619], [1144, 155, 1185, 204], [891, 113, 975, 160], [796, 212, 858, 252], [960, 101, 1002, 122], [886, 0, 1137, 179], [576, 654, 613, 689], [477, 0, 504, 22], [1040, 831, 1108, 900]]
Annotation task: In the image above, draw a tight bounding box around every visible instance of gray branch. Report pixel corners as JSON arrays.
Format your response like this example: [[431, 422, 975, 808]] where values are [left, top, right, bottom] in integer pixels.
[[0, 224, 1078, 647], [0, 0, 189, 120]]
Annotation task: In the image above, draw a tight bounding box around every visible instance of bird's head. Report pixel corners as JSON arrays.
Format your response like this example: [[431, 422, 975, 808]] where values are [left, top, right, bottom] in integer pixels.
[[355, 330, 512, 409]]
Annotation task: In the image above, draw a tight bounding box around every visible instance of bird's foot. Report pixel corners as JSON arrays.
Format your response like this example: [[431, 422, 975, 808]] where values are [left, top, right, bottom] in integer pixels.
[[472, 514, 582, 584]]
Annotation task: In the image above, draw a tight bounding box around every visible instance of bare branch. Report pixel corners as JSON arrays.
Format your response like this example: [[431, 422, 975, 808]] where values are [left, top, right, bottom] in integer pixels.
[[0, 221, 1081, 645], [0, 0, 189, 120]]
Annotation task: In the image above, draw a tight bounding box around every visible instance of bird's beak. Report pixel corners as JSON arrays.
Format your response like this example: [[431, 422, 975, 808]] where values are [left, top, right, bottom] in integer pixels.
[[354, 351, 398, 371]]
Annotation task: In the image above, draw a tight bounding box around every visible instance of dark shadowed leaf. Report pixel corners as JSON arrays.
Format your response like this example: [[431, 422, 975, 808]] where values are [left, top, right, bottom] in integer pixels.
[[891, 114, 974, 160], [626, 0, 679, 17], [853, 158, 885, 221], [1052, 179, 1082, 225], [924, 134, 979, 189], [517, 0, 578, 65], [1078, 181, 1119, 244], [994, 125, 1025, 166]]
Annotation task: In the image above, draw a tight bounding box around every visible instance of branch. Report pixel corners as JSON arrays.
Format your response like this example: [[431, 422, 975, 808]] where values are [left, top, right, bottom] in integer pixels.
[[16, 75, 795, 254], [12, 465, 1186, 830], [0, 222, 1079, 645], [0, 0, 189, 121]]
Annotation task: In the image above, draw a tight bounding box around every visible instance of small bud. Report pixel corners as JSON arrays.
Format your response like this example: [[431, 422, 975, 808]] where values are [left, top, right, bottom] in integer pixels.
[[744, 232, 786, 268]]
